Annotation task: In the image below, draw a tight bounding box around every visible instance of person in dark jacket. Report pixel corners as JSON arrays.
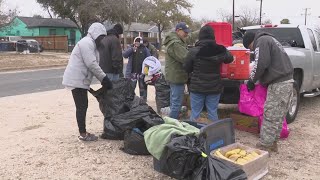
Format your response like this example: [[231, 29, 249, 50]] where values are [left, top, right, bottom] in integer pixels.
[[123, 37, 151, 101], [184, 25, 233, 121], [143, 39, 159, 59], [243, 31, 294, 153], [99, 23, 124, 81]]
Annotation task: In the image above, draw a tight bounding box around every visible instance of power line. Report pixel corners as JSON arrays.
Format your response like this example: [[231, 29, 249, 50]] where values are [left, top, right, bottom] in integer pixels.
[[301, 8, 311, 25]]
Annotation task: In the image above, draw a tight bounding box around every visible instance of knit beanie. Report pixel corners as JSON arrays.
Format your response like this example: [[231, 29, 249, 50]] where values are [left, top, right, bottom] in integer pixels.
[[198, 25, 215, 40], [113, 23, 123, 35], [242, 31, 256, 49]]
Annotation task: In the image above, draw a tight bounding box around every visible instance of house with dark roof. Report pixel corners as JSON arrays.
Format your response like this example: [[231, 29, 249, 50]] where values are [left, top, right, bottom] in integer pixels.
[[0, 16, 81, 45]]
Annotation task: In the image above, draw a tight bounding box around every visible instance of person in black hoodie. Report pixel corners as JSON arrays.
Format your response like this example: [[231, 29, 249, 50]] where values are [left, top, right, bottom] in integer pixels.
[[243, 31, 294, 153], [184, 25, 233, 121], [99, 23, 124, 81]]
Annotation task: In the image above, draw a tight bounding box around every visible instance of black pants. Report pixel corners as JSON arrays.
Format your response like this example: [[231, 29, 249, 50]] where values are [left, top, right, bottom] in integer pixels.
[[72, 88, 88, 134]]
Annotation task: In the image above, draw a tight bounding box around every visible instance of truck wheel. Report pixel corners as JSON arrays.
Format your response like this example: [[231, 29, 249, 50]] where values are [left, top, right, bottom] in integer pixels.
[[286, 82, 300, 124]]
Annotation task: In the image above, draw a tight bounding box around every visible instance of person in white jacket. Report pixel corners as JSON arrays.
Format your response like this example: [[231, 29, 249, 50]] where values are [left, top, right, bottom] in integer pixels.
[[62, 22, 113, 141]]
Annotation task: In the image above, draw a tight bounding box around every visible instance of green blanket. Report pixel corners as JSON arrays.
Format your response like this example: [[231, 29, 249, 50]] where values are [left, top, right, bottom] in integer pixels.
[[144, 117, 200, 160]]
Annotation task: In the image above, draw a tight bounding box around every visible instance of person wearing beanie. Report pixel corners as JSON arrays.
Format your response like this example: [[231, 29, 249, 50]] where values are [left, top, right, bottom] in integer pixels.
[[123, 36, 151, 101], [242, 30, 294, 153], [183, 25, 233, 121], [162, 22, 191, 119], [99, 23, 124, 80], [143, 39, 159, 59]]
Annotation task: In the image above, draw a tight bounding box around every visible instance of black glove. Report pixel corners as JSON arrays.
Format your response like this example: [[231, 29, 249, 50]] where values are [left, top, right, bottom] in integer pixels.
[[247, 80, 255, 91], [101, 76, 113, 90]]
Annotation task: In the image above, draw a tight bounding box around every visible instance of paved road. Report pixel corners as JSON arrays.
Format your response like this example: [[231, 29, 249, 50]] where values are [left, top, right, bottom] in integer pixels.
[[0, 61, 165, 98], [0, 68, 70, 97]]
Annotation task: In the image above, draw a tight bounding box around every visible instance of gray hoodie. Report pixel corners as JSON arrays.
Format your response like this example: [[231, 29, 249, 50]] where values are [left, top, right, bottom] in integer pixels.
[[250, 32, 293, 85], [62, 23, 107, 89]]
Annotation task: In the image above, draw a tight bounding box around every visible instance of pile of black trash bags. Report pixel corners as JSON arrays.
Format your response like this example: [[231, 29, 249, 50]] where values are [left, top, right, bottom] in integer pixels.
[[158, 134, 247, 180], [90, 78, 247, 180], [90, 78, 164, 155]]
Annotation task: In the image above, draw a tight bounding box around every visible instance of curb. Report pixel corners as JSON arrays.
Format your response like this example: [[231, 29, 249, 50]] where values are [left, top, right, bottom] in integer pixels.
[[0, 64, 68, 72]]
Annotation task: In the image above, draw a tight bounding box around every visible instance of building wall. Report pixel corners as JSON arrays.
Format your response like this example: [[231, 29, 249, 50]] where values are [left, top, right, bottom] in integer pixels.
[[0, 18, 37, 36], [39, 27, 81, 45], [0, 17, 81, 45]]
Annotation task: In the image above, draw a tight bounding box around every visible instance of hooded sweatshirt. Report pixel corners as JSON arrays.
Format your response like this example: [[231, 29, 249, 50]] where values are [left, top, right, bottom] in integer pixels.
[[163, 32, 189, 84], [99, 28, 123, 74], [62, 22, 106, 89], [250, 32, 293, 85], [183, 25, 233, 94]]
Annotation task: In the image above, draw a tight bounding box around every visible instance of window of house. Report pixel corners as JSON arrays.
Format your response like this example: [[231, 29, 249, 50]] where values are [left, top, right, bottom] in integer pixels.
[[307, 29, 318, 51], [142, 32, 148, 38], [16, 30, 20, 36], [132, 32, 139, 38], [49, 29, 57, 35]]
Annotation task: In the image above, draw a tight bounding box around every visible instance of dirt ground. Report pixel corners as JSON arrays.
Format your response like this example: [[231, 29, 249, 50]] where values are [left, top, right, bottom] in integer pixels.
[[0, 52, 69, 71], [0, 52, 319, 179], [0, 82, 319, 180]]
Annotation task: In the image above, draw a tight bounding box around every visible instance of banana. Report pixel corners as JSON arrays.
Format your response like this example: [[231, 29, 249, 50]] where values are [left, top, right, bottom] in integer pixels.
[[242, 154, 256, 161], [225, 148, 241, 157], [229, 154, 242, 161], [239, 149, 247, 156], [236, 158, 248, 165], [215, 149, 234, 162]]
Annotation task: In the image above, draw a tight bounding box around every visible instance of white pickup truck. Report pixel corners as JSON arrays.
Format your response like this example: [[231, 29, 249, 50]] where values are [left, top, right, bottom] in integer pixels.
[[221, 24, 320, 123]]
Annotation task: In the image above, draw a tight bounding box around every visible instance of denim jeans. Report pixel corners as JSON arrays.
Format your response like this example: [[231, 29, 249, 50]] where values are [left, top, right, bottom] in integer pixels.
[[130, 74, 148, 101], [190, 92, 221, 121], [106, 73, 120, 81], [169, 83, 185, 119]]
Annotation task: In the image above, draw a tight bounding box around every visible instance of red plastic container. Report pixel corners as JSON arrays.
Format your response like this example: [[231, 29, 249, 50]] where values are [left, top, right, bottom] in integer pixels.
[[225, 47, 250, 80], [205, 22, 233, 78], [205, 22, 232, 47]]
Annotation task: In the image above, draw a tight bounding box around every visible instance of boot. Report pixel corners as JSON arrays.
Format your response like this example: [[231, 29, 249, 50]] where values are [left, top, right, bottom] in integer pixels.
[[256, 141, 278, 154]]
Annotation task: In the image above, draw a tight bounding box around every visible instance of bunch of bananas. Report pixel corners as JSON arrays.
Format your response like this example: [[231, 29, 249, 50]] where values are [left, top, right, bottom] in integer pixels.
[[214, 148, 260, 165]]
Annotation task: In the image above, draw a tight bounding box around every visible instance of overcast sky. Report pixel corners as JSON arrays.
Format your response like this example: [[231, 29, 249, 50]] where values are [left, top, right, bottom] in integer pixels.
[[4, 0, 320, 28]]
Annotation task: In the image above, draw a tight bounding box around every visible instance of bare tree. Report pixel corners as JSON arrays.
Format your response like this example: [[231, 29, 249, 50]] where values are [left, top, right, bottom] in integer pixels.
[[280, 18, 290, 24], [142, 0, 193, 48], [218, 7, 271, 30], [101, 0, 147, 47], [0, 0, 18, 27]]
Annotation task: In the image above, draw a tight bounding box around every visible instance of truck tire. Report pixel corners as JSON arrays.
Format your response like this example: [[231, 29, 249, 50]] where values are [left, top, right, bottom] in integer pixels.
[[286, 81, 300, 124]]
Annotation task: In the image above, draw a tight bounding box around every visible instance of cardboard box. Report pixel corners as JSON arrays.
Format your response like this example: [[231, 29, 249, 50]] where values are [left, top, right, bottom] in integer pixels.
[[230, 113, 260, 134], [211, 143, 269, 180]]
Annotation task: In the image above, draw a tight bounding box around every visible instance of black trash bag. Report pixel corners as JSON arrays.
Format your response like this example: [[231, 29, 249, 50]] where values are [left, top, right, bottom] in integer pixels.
[[102, 96, 164, 140], [159, 135, 247, 180], [154, 74, 170, 113], [159, 135, 204, 179], [191, 156, 247, 180], [89, 78, 135, 118], [100, 118, 124, 140], [123, 128, 150, 155]]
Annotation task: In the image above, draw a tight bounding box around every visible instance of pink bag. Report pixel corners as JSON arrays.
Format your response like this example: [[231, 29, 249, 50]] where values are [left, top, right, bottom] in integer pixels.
[[258, 116, 290, 139], [238, 84, 289, 139], [238, 84, 267, 116]]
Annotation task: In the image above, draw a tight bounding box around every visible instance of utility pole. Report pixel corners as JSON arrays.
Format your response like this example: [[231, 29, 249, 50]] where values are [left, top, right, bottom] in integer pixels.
[[302, 8, 311, 25], [232, 0, 235, 31], [259, 0, 263, 25]]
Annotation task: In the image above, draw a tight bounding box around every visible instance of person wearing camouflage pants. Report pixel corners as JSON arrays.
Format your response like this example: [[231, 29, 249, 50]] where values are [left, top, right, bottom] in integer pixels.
[[242, 31, 294, 152], [261, 80, 293, 147]]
